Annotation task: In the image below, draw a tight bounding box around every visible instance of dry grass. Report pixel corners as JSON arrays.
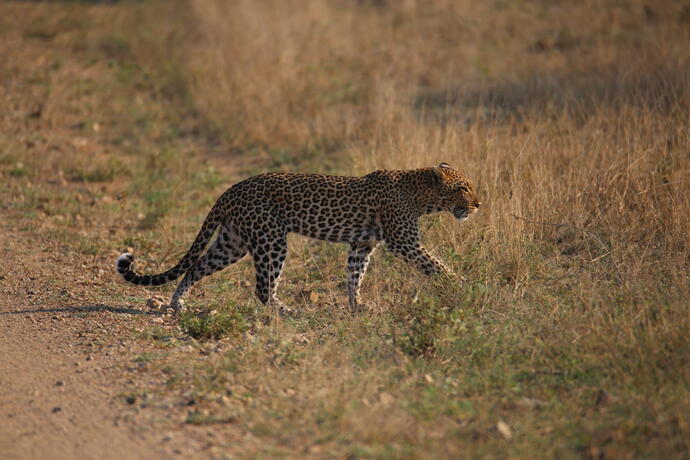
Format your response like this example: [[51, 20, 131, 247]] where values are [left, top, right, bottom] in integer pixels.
[[1, 0, 689, 458]]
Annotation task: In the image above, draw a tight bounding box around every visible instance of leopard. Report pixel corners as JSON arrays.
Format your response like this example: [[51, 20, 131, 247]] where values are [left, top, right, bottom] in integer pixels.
[[116, 162, 480, 314]]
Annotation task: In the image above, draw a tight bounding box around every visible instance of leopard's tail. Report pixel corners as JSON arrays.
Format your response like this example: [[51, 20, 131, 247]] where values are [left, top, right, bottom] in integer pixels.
[[115, 202, 223, 287]]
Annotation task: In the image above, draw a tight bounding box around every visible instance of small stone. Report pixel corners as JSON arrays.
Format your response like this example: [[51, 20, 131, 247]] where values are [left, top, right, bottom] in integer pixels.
[[152, 317, 165, 324], [379, 392, 394, 406], [55, 380, 64, 387], [72, 137, 88, 148], [497, 420, 512, 439], [424, 374, 434, 384], [52, 406, 62, 413], [146, 296, 166, 310]]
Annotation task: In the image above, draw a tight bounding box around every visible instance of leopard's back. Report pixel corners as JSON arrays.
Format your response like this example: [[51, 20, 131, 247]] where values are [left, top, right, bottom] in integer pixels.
[[225, 172, 387, 243]]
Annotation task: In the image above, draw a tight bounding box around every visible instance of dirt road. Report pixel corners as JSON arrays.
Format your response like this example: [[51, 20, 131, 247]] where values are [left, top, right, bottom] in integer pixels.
[[0, 7, 244, 455], [0, 228, 201, 459]]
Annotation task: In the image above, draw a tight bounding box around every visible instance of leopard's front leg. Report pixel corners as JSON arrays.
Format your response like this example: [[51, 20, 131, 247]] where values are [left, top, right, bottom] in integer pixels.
[[383, 217, 456, 279], [386, 240, 455, 278]]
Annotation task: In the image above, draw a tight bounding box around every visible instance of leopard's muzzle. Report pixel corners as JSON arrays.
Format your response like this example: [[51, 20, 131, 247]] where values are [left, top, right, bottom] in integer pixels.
[[453, 206, 476, 222]]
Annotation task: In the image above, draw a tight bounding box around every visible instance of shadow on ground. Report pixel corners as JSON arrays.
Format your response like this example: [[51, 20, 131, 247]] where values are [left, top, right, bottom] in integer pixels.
[[414, 64, 688, 124], [0, 304, 162, 316]]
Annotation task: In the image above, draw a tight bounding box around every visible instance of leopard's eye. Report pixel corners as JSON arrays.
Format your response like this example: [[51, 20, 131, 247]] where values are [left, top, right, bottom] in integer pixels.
[[459, 186, 469, 193]]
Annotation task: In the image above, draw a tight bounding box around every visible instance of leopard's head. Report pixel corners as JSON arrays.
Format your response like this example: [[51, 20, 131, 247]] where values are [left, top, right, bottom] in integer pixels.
[[432, 162, 480, 222]]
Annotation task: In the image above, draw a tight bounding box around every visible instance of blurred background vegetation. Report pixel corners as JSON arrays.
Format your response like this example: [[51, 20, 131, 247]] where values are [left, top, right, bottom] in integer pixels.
[[1, 0, 688, 457]]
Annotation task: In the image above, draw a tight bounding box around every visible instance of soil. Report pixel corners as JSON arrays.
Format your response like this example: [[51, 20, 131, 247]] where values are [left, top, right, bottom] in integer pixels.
[[0, 226, 181, 459], [0, 8, 251, 456]]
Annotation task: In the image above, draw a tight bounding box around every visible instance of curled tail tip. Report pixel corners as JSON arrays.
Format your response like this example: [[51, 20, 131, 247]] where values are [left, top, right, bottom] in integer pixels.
[[116, 253, 171, 286], [116, 252, 134, 274]]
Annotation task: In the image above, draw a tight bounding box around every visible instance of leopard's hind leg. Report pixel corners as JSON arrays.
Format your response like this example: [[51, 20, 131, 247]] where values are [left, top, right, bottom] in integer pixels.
[[249, 233, 293, 315], [170, 224, 247, 312], [347, 241, 380, 311]]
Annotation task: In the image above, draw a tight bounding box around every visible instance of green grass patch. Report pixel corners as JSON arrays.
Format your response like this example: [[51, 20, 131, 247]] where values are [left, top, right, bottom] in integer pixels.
[[179, 305, 252, 340]]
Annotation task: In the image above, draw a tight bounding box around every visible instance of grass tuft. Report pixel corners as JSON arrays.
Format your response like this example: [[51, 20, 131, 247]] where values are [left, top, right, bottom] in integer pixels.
[[179, 305, 252, 340]]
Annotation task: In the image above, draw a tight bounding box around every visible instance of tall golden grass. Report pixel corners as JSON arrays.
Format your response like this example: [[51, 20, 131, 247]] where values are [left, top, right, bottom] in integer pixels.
[[177, 1, 689, 455], [184, 0, 688, 279]]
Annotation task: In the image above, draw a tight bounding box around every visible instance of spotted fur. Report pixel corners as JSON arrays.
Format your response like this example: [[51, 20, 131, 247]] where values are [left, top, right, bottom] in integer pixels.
[[116, 163, 480, 314]]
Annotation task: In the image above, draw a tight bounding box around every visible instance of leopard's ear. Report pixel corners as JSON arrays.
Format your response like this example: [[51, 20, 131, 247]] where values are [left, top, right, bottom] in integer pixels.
[[432, 162, 451, 181], [431, 165, 444, 183]]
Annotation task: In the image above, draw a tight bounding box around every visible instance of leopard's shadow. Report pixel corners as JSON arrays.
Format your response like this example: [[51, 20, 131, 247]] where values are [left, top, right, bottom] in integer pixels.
[[0, 304, 162, 316]]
